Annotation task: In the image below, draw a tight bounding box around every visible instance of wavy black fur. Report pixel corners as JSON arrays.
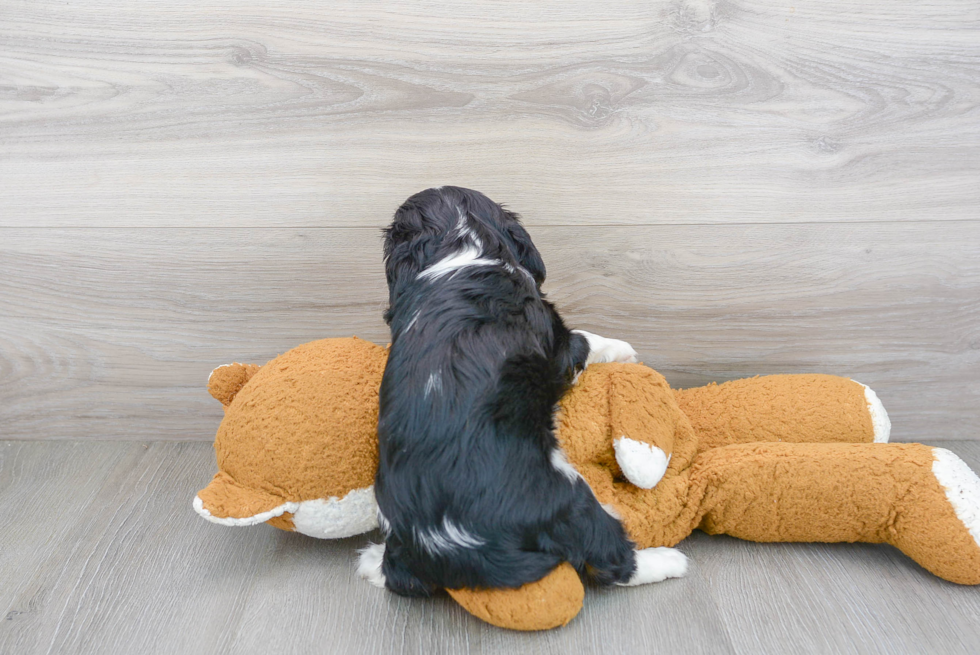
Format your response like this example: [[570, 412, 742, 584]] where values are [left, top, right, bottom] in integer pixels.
[[375, 186, 637, 595]]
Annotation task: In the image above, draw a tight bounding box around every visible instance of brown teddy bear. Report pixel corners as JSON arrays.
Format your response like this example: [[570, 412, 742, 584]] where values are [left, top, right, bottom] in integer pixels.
[[194, 337, 980, 630]]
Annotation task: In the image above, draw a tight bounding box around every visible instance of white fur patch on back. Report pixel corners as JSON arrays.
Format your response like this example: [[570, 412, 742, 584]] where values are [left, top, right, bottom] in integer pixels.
[[404, 309, 420, 333], [571, 330, 638, 365], [618, 547, 688, 586], [193, 486, 379, 539], [614, 437, 670, 489], [550, 447, 583, 483], [852, 381, 891, 443], [357, 542, 387, 588], [424, 372, 442, 398], [932, 448, 980, 548], [414, 517, 485, 556]]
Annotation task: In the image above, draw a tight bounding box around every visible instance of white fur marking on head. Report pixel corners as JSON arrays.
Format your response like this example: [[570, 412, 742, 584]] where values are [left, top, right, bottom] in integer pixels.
[[614, 437, 670, 489], [572, 330, 638, 365], [852, 381, 891, 443], [414, 517, 485, 556], [454, 208, 484, 249], [932, 448, 980, 548], [424, 372, 442, 398], [550, 447, 583, 483], [357, 543, 387, 588], [417, 243, 498, 281], [618, 547, 688, 586]]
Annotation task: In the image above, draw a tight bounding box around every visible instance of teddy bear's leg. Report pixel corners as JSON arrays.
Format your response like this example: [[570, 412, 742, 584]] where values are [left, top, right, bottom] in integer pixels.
[[688, 442, 980, 584], [674, 374, 890, 452]]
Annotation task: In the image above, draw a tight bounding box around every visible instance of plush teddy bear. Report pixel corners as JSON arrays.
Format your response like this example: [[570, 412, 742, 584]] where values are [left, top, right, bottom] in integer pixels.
[[194, 337, 980, 631]]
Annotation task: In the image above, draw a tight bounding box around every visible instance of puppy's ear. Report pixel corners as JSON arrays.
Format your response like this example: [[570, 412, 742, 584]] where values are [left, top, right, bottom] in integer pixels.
[[502, 210, 547, 285], [382, 203, 440, 317]]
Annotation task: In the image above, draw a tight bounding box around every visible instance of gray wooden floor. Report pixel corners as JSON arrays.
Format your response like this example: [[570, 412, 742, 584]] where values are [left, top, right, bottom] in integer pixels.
[[2, 439, 979, 655]]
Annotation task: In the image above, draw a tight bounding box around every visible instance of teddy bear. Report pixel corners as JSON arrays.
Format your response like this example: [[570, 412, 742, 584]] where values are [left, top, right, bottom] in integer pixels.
[[194, 337, 980, 630]]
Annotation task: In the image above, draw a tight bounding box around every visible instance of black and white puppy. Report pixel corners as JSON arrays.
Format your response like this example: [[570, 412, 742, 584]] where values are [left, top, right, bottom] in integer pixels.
[[358, 186, 687, 595]]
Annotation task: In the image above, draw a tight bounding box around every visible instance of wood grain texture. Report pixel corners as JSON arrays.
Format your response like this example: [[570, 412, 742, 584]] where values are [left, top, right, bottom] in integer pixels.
[[2, 223, 977, 441], [1, 440, 979, 654], [1, 0, 979, 226]]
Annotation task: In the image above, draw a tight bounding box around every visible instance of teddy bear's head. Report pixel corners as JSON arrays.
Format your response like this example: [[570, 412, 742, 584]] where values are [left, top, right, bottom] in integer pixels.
[[194, 337, 388, 538]]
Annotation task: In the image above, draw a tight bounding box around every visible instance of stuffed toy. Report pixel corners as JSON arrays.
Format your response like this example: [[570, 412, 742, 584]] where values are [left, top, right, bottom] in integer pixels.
[[194, 337, 980, 631]]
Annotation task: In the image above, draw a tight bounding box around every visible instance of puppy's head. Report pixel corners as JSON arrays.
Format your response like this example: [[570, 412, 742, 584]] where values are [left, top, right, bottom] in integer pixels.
[[383, 187, 546, 308]]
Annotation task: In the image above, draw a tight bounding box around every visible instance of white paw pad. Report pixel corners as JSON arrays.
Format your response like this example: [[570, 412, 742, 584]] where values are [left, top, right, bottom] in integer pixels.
[[357, 542, 387, 588], [573, 330, 639, 365], [618, 547, 688, 586]]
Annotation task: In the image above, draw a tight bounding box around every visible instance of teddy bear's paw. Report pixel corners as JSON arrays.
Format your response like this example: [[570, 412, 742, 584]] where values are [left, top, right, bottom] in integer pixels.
[[852, 381, 892, 443], [357, 542, 387, 588], [572, 330, 638, 366], [933, 448, 980, 549], [613, 437, 670, 489], [618, 547, 688, 586]]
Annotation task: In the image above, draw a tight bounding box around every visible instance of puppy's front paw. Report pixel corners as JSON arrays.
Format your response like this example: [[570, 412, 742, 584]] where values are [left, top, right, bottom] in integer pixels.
[[618, 547, 688, 586], [573, 330, 638, 365]]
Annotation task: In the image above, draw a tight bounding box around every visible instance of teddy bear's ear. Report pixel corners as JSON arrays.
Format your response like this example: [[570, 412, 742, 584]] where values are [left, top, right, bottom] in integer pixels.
[[207, 363, 261, 407]]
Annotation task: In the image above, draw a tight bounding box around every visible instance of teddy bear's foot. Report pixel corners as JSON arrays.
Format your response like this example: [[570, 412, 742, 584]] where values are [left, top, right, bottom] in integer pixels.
[[933, 448, 980, 542], [881, 446, 980, 585], [616, 547, 688, 586], [572, 330, 638, 365], [923, 448, 980, 583], [852, 381, 891, 443]]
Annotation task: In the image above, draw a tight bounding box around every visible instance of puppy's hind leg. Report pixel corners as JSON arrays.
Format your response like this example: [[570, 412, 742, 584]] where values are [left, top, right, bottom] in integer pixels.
[[557, 483, 687, 586], [357, 541, 438, 597]]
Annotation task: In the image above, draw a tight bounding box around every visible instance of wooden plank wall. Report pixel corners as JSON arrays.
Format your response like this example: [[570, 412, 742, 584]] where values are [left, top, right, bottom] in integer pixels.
[[1, 1, 978, 441]]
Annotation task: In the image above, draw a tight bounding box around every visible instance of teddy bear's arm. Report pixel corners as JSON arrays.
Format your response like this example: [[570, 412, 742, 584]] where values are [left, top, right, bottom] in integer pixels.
[[673, 374, 889, 453], [686, 441, 980, 585], [605, 364, 681, 489]]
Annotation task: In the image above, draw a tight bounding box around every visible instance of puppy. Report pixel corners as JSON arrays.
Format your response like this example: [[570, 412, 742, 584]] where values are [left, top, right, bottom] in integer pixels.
[[358, 186, 687, 596]]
